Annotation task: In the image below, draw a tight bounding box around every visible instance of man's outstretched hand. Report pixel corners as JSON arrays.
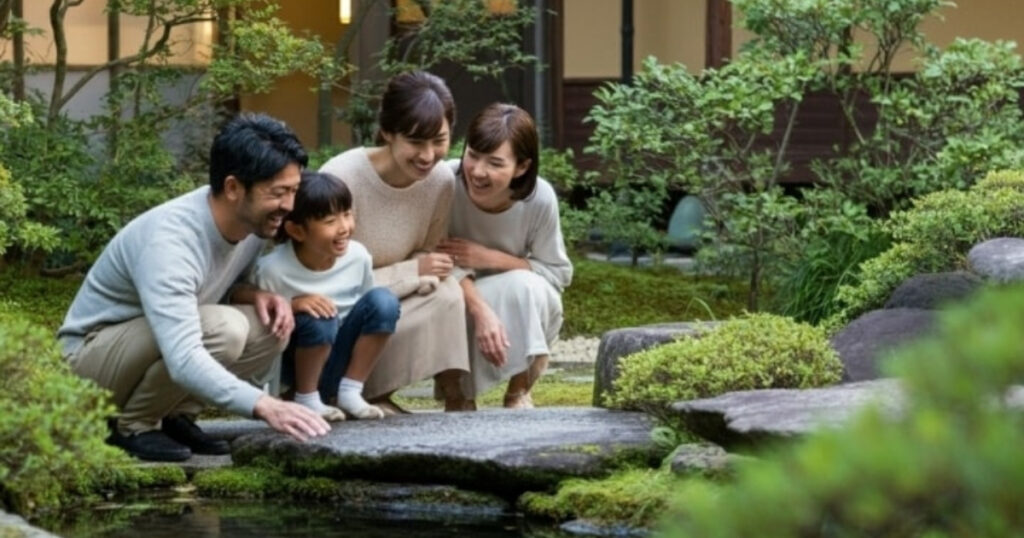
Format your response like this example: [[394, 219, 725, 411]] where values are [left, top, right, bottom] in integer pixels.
[[253, 395, 330, 442]]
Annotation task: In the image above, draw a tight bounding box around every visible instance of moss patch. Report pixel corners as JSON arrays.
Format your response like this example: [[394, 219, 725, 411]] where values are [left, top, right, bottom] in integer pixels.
[[519, 468, 683, 528], [562, 257, 747, 337]]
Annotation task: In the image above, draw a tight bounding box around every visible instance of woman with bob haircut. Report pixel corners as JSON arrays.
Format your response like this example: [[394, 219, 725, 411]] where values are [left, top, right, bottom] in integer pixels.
[[438, 103, 573, 409], [319, 71, 469, 413]]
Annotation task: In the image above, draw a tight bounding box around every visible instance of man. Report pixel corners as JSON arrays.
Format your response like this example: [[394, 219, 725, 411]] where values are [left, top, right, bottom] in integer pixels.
[[58, 114, 330, 462]]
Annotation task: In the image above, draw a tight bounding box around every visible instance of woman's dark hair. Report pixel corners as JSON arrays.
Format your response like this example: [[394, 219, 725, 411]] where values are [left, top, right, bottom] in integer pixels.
[[210, 113, 308, 194], [463, 103, 539, 201], [278, 171, 353, 242], [375, 71, 455, 145]]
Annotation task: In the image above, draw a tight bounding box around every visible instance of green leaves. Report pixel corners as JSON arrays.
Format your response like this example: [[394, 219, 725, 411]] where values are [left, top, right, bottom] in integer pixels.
[[606, 313, 842, 427]]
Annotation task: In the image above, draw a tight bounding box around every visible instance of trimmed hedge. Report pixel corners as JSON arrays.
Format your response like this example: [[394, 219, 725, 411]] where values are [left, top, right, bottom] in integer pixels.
[[606, 313, 841, 425], [826, 169, 1024, 330]]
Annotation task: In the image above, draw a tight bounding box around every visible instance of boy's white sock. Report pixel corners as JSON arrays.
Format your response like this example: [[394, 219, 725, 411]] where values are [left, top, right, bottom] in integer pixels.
[[337, 378, 385, 419], [294, 391, 328, 413]]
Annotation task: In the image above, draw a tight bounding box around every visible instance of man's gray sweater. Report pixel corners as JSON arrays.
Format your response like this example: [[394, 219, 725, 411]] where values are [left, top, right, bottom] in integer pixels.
[[58, 186, 267, 417]]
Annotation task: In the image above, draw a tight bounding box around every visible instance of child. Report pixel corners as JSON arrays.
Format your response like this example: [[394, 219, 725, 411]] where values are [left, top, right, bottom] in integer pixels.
[[251, 171, 400, 420]]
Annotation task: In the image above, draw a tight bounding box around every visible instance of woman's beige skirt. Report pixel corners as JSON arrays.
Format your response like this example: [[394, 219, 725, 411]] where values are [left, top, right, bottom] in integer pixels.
[[363, 276, 470, 399], [461, 269, 563, 398]]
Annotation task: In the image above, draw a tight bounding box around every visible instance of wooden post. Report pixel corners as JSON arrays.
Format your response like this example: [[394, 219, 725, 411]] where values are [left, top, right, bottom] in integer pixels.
[[705, 0, 731, 69]]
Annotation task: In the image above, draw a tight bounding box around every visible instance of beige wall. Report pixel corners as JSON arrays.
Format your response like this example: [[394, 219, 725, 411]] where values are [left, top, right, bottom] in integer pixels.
[[563, 0, 706, 78], [2, 1, 212, 65], [238, 0, 351, 149]]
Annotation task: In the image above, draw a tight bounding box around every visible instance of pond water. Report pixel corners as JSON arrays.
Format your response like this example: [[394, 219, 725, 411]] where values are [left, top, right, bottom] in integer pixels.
[[46, 496, 572, 538]]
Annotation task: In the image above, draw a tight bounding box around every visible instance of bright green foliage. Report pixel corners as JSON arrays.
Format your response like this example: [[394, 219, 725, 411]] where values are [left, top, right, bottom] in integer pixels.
[[520, 468, 682, 528], [0, 317, 131, 516], [0, 162, 60, 257], [581, 0, 1024, 313], [1, 1, 340, 268], [827, 169, 1024, 329], [607, 314, 841, 425], [561, 258, 747, 337], [661, 285, 1024, 538]]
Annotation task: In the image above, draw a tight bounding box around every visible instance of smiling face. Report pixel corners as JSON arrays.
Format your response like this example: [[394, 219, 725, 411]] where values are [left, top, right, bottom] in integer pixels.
[[236, 162, 301, 239], [461, 140, 530, 212], [288, 208, 356, 269], [381, 119, 451, 184]]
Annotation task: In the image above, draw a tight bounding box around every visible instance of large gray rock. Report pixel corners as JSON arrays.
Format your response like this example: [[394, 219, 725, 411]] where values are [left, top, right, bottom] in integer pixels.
[[884, 271, 982, 309], [670, 379, 903, 448], [968, 237, 1024, 283], [230, 408, 660, 497], [830, 308, 936, 382], [594, 322, 721, 407]]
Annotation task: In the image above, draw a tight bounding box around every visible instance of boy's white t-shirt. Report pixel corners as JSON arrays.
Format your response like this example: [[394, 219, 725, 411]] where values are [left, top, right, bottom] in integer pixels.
[[251, 240, 374, 322]]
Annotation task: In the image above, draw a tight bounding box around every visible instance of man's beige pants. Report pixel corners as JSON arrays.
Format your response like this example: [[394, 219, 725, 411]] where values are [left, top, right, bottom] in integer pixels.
[[68, 305, 285, 434]]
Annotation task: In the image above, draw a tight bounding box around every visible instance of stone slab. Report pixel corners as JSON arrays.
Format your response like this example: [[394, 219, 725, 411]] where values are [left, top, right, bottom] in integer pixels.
[[226, 408, 659, 497], [670, 379, 904, 448]]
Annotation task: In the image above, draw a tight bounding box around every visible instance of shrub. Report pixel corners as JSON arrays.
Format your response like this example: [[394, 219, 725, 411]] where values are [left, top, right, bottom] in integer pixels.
[[661, 285, 1024, 538], [0, 316, 132, 516], [606, 313, 841, 425], [827, 169, 1024, 329]]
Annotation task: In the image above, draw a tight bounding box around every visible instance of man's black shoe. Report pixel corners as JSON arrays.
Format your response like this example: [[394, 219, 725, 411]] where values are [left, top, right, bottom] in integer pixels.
[[162, 414, 231, 455], [107, 429, 192, 462]]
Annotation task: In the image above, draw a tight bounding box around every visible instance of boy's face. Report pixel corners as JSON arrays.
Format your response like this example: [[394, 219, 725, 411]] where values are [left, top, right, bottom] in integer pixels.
[[295, 209, 355, 260]]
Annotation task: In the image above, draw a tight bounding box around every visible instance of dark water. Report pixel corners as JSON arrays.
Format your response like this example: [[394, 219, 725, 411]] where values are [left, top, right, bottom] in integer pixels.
[[47, 497, 571, 538]]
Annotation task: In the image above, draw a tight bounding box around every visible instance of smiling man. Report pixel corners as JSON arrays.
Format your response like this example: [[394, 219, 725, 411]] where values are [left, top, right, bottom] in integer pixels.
[[58, 114, 330, 462]]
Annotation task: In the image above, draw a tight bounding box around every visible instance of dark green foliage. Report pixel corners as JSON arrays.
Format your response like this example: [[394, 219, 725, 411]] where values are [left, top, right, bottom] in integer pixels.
[[607, 313, 842, 426], [661, 285, 1024, 537], [0, 267, 82, 331], [519, 468, 682, 528], [561, 258, 747, 337], [827, 169, 1024, 329], [0, 317, 130, 516]]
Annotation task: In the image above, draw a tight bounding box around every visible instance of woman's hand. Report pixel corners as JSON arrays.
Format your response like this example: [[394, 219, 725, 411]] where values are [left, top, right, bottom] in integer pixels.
[[292, 294, 337, 319], [472, 303, 510, 367], [418, 252, 454, 279], [437, 238, 495, 269]]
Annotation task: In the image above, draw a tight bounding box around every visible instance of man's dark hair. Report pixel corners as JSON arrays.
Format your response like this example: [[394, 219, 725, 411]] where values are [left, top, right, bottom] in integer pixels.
[[209, 113, 308, 194], [374, 71, 455, 145], [278, 171, 353, 242]]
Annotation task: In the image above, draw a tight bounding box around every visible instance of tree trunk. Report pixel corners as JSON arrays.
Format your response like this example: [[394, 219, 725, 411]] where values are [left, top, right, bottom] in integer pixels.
[[11, 0, 24, 100]]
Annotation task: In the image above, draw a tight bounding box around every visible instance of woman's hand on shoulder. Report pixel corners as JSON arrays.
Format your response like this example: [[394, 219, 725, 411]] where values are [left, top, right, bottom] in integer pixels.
[[292, 294, 337, 319], [418, 252, 454, 279]]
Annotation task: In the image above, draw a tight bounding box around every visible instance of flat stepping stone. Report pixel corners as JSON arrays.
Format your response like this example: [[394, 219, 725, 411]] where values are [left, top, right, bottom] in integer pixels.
[[669, 379, 904, 448], [223, 408, 659, 496], [0, 509, 60, 537]]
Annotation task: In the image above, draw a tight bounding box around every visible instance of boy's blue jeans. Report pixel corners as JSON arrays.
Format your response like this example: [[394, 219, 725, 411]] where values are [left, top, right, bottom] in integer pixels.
[[281, 287, 400, 401]]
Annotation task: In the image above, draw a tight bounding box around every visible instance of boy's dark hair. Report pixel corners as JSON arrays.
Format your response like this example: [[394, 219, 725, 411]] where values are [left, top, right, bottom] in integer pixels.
[[278, 171, 353, 242], [209, 113, 308, 194], [462, 103, 539, 201], [375, 71, 455, 145]]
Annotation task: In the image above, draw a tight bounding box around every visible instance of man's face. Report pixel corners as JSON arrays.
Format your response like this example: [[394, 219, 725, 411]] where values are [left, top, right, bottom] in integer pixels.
[[237, 163, 301, 239]]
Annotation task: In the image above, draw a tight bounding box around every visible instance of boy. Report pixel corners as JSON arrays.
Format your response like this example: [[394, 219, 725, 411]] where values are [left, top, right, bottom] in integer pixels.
[[252, 171, 400, 420]]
